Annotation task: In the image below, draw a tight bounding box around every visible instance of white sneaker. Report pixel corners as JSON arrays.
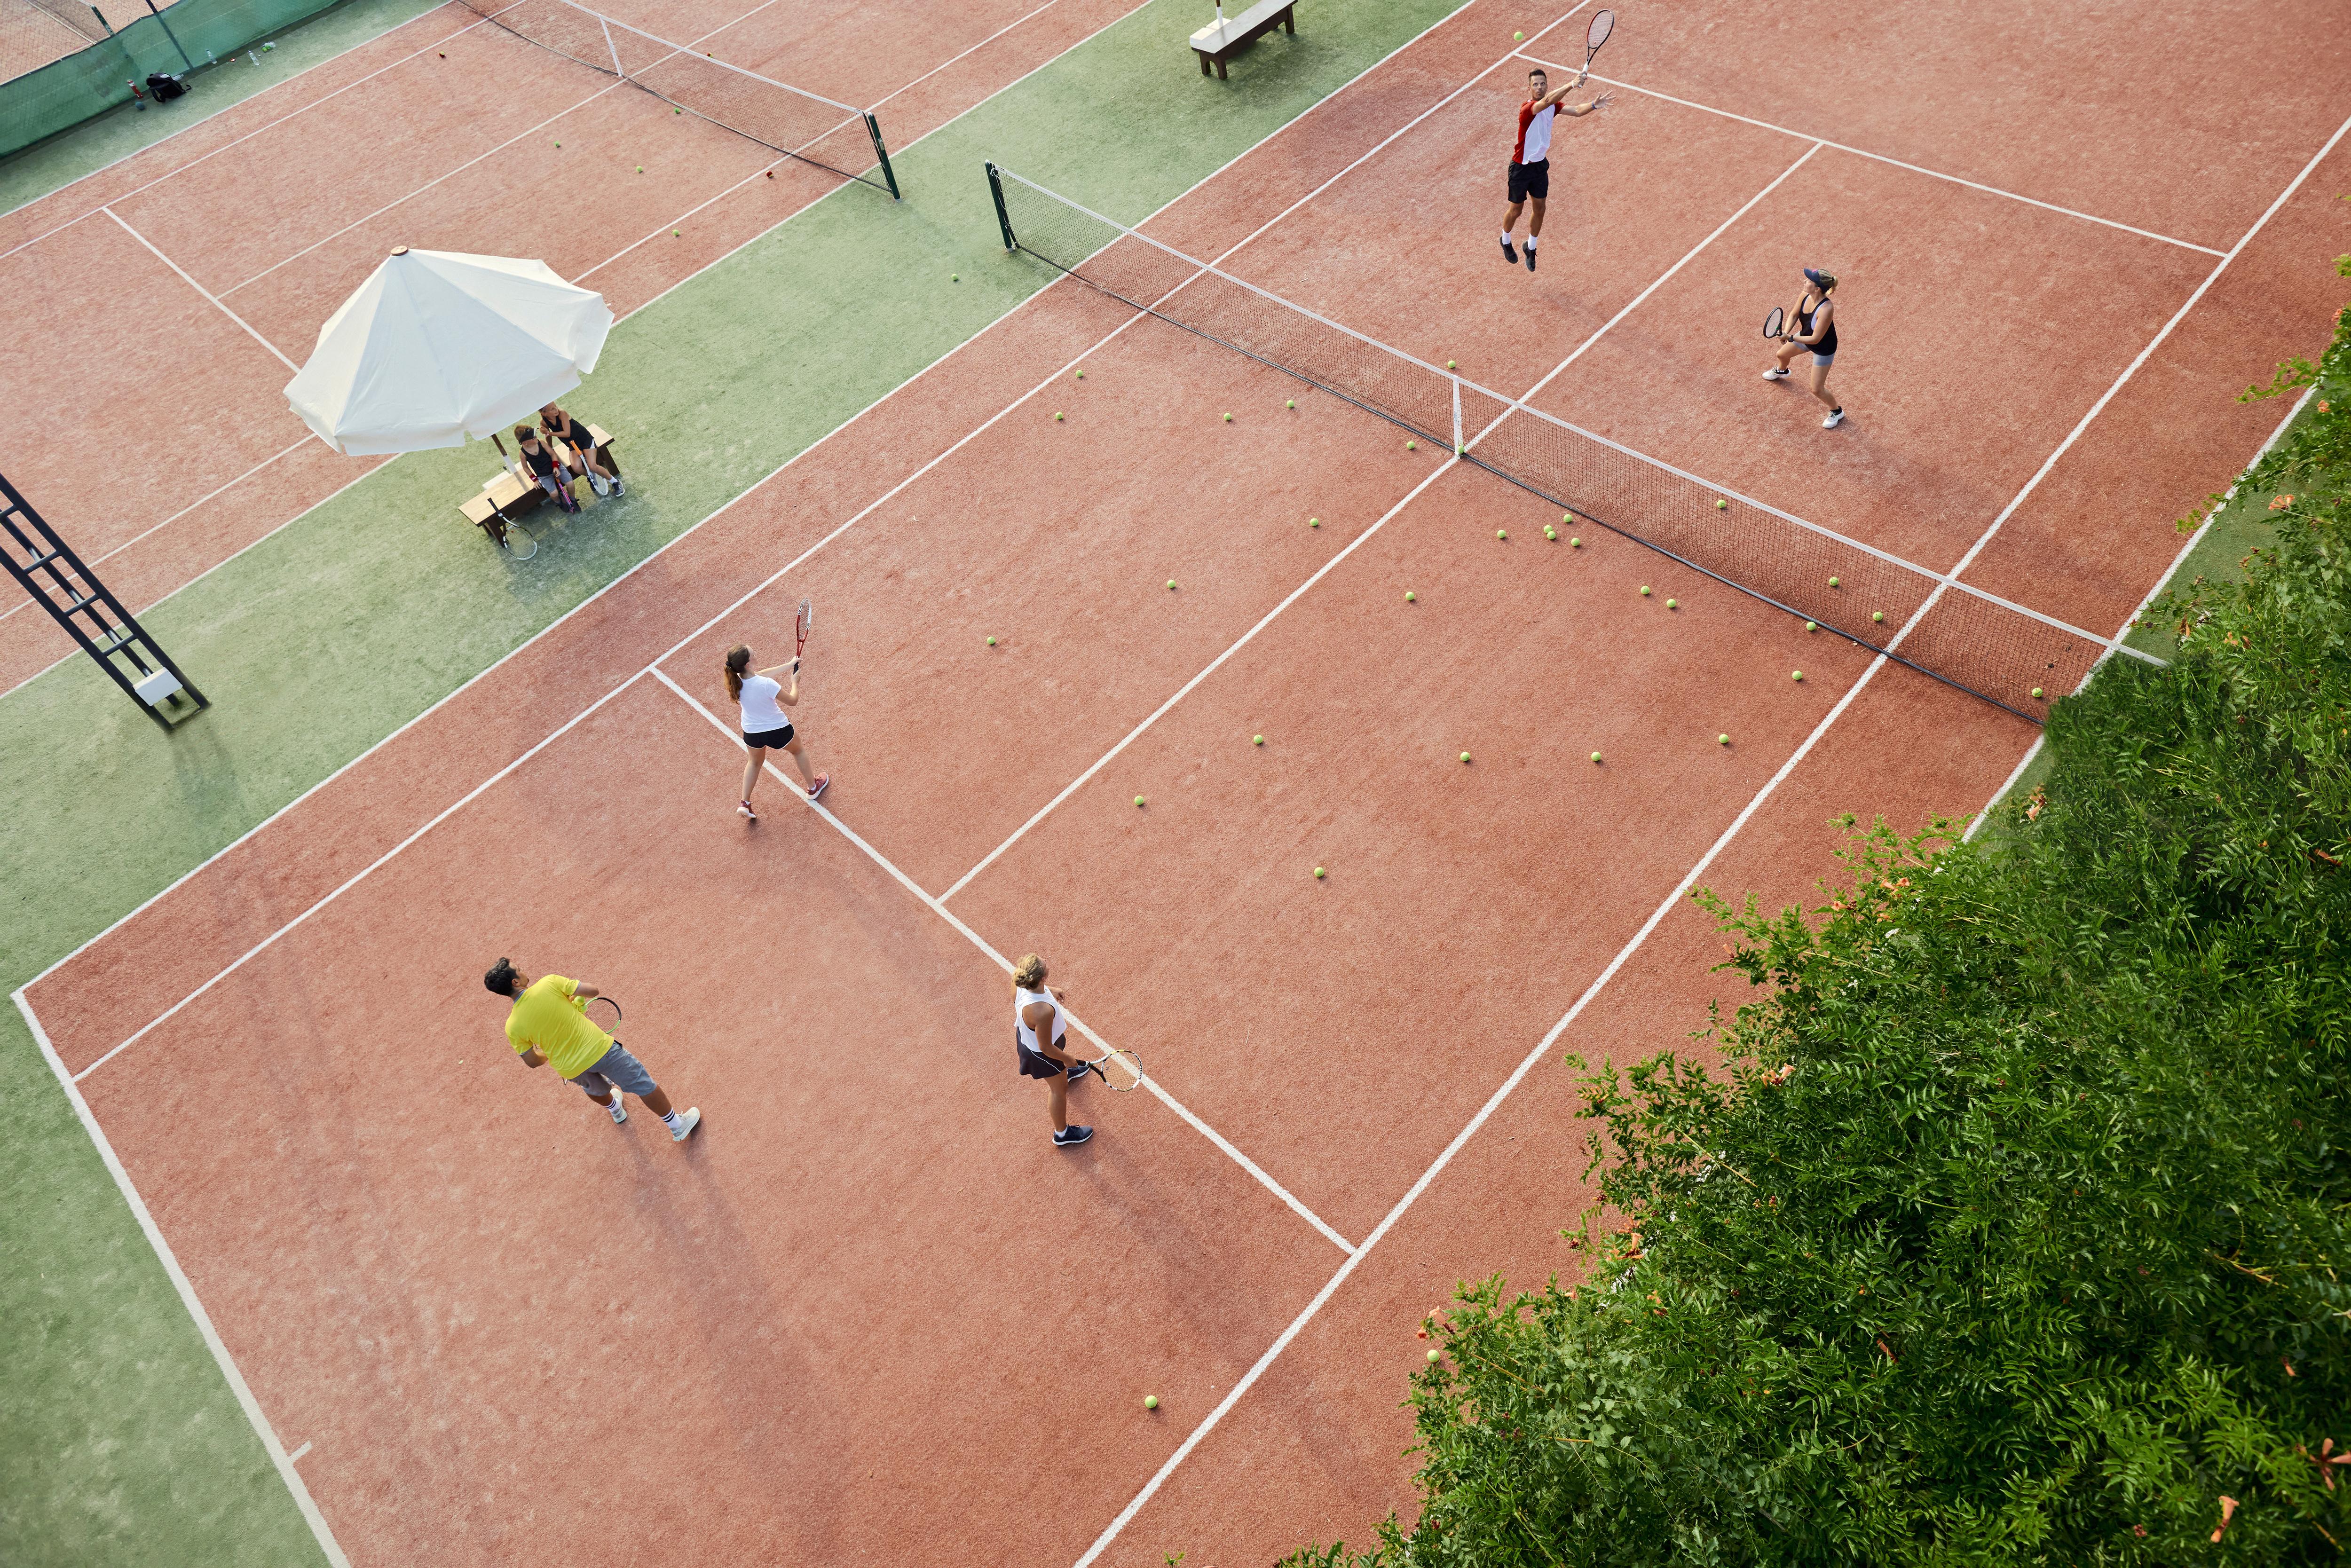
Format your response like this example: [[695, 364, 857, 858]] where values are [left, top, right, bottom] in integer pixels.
[[609, 478, 626, 496], [607, 1094, 629, 1125], [1761, 366, 1789, 381], [669, 1107, 702, 1142], [1822, 407, 1846, 429]]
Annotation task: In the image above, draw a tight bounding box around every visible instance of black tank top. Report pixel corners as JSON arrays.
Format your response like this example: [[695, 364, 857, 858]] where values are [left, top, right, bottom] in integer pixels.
[[1797, 295, 1838, 355], [520, 442, 560, 479]]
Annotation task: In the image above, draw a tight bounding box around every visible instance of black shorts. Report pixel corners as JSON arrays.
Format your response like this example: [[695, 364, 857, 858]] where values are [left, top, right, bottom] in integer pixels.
[[742, 722, 794, 749], [1016, 1032, 1071, 1080], [1507, 158, 1549, 203]]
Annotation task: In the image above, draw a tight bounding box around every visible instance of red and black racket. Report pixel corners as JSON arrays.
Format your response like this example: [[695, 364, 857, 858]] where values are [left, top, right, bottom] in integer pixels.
[[794, 596, 813, 666], [1577, 8, 1613, 82]]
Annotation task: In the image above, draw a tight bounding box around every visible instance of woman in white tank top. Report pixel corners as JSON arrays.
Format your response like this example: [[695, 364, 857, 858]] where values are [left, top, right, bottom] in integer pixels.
[[1012, 953, 1095, 1148], [722, 643, 828, 821]]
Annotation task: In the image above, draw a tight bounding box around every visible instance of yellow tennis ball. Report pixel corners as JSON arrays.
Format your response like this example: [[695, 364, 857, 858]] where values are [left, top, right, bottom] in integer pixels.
[[1313, 866, 1326, 878], [1872, 611, 1884, 622], [1640, 585, 1651, 596], [951, 273, 959, 282], [1054, 412, 1064, 421], [1715, 498, 1728, 510], [1805, 621, 1818, 632], [1076, 369, 1085, 378], [1286, 399, 1296, 409], [1167, 579, 1177, 590], [986, 636, 996, 646], [1428, 1346, 1443, 1361], [1406, 440, 1417, 451], [1666, 598, 1678, 609], [2032, 686, 2045, 699], [1829, 576, 1841, 588], [1497, 529, 1508, 540], [1545, 527, 1556, 539], [1223, 412, 1233, 422], [1514, 29, 1523, 39], [1144, 1395, 1159, 1409], [1570, 537, 1582, 548], [1792, 670, 1805, 682], [1135, 796, 1146, 807], [1460, 752, 1472, 763], [1253, 734, 1265, 745], [1448, 359, 1458, 369], [1405, 591, 1416, 602], [1309, 516, 1320, 527], [1718, 733, 1730, 745], [1591, 752, 1602, 764]]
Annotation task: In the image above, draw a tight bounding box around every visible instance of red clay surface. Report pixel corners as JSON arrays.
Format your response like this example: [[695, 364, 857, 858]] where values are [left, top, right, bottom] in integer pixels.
[[22, 2, 2351, 1565], [74, 676, 1337, 1567], [0, 0, 1136, 696]]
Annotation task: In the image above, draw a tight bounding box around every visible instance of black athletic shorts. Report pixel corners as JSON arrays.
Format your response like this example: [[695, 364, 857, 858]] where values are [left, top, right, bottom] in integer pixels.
[[1507, 157, 1549, 203], [742, 722, 794, 749], [1016, 1031, 1071, 1080]]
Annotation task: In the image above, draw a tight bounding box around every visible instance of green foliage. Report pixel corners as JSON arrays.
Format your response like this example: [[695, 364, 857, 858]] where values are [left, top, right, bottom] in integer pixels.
[[1286, 260, 2351, 1567]]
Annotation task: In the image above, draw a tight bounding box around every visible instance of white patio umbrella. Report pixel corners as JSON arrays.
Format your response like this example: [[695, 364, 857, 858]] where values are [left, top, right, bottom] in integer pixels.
[[284, 247, 613, 456]]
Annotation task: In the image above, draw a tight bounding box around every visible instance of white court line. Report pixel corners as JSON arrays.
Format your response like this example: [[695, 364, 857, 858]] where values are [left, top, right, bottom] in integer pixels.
[[1895, 112, 2351, 663], [13, 990, 352, 1568], [0, 0, 1168, 704], [1517, 55, 2227, 257], [946, 457, 1460, 900], [0, 434, 319, 630], [1072, 608, 1905, 1567], [220, 81, 624, 296], [102, 207, 299, 371], [1509, 139, 1821, 408], [32, 0, 1492, 1016], [646, 668, 1357, 1255], [1959, 385, 2316, 841], [287, 1441, 314, 1464]]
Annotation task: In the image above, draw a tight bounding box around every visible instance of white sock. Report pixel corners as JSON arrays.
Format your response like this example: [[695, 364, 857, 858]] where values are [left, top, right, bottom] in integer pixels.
[[660, 1110, 682, 1129], [1501, 232, 1513, 245], [1526, 233, 1538, 250]]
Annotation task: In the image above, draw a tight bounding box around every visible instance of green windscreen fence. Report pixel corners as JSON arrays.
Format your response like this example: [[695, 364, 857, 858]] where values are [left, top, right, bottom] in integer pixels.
[[0, 0, 341, 157]]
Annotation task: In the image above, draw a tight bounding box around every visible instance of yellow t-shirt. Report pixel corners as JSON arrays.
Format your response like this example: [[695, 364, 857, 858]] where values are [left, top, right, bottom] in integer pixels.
[[505, 976, 613, 1079]]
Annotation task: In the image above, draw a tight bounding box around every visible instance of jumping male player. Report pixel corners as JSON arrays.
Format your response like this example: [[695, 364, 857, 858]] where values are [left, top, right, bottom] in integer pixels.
[[1500, 66, 1609, 272]]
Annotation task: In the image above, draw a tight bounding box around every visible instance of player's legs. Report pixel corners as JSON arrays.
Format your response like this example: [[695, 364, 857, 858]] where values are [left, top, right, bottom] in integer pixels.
[[1807, 358, 1837, 410], [777, 732, 828, 798], [1047, 1073, 1068, 1133], [1526, 196, 1547, 240], [740, 747, 766, 806], [1499, 197, 1525, 237]]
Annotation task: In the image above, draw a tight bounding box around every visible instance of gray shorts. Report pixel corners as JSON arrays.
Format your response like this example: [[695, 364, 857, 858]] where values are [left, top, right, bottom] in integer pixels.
[[569, 1042, 656, 1100], [1812, 351, 1835, 367]]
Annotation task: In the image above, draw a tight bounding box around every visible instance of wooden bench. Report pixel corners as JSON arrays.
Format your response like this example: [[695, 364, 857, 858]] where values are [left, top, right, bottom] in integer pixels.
[[1189, 0, 1295, 79], [458, 424, 619, 557]]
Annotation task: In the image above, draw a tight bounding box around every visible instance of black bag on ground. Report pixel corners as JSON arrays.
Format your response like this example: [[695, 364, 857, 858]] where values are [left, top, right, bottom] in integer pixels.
[[145, 73, 187, 102]]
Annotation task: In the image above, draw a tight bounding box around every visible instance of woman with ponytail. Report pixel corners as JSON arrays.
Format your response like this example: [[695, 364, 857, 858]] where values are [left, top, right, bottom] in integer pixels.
[[724, 644, 827, 821]]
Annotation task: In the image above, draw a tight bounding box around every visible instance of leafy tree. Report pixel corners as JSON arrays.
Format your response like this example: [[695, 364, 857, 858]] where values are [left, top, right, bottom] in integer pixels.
[[1286, 263, 2351, 1567]]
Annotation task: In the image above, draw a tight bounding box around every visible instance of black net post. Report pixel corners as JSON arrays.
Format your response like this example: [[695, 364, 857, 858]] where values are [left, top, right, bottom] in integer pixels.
[[864, 112, 899, 200], [986, 162, 1016, 252]]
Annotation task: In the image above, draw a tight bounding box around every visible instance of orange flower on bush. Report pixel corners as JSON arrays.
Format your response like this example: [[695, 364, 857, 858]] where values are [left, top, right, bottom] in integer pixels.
[[2271, 494, 2295, 510]]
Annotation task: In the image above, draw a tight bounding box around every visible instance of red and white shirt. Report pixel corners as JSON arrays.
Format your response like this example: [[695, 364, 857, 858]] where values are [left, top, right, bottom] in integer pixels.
[[1513, 101, 1558, 165]]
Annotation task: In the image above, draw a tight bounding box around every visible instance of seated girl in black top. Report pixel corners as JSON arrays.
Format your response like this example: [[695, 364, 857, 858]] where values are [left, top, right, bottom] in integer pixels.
[[514, 425, 581, 514]]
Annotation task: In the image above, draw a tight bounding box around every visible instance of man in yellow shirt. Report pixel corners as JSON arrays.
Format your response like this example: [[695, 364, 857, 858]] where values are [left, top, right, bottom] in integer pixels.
[[487, 959, 701, 1142]]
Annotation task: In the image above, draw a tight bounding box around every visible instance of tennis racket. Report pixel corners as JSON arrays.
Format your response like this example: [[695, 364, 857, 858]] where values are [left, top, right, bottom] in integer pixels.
[[1575, 8, 1613, 83], [1070, 1046, 1144, 1092], [583, 995, 622, 1029], [1763, 304, 1787, 340], [794, 596, 813, 666]]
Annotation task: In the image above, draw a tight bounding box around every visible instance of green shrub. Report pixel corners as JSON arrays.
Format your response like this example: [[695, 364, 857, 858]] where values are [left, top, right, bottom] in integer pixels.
[[1286, 268, 2351, 1568]]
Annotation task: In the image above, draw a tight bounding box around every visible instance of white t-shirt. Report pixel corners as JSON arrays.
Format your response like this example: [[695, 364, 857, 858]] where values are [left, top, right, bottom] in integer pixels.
[[738, 674, 789, 734]]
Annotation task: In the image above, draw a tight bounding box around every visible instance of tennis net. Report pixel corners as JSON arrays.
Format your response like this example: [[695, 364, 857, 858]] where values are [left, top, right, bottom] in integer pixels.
[[983, 163, 2159, 724], [456, 0, 897, 197]]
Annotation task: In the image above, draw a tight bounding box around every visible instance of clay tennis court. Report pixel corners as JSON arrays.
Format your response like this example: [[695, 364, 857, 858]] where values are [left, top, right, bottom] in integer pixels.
[[14, 1, 2351, 1563]]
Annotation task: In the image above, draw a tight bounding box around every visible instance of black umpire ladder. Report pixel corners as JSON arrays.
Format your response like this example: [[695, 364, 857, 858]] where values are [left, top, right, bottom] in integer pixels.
[[0, 469, 206, 730]]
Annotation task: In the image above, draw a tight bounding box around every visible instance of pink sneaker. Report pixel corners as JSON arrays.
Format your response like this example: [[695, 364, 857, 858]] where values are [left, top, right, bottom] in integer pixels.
[[807, 774, 830, 801]]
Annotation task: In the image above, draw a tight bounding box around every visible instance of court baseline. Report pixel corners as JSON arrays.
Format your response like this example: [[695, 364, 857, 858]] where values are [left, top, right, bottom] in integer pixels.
[[1517, 56, 2225, 257]]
